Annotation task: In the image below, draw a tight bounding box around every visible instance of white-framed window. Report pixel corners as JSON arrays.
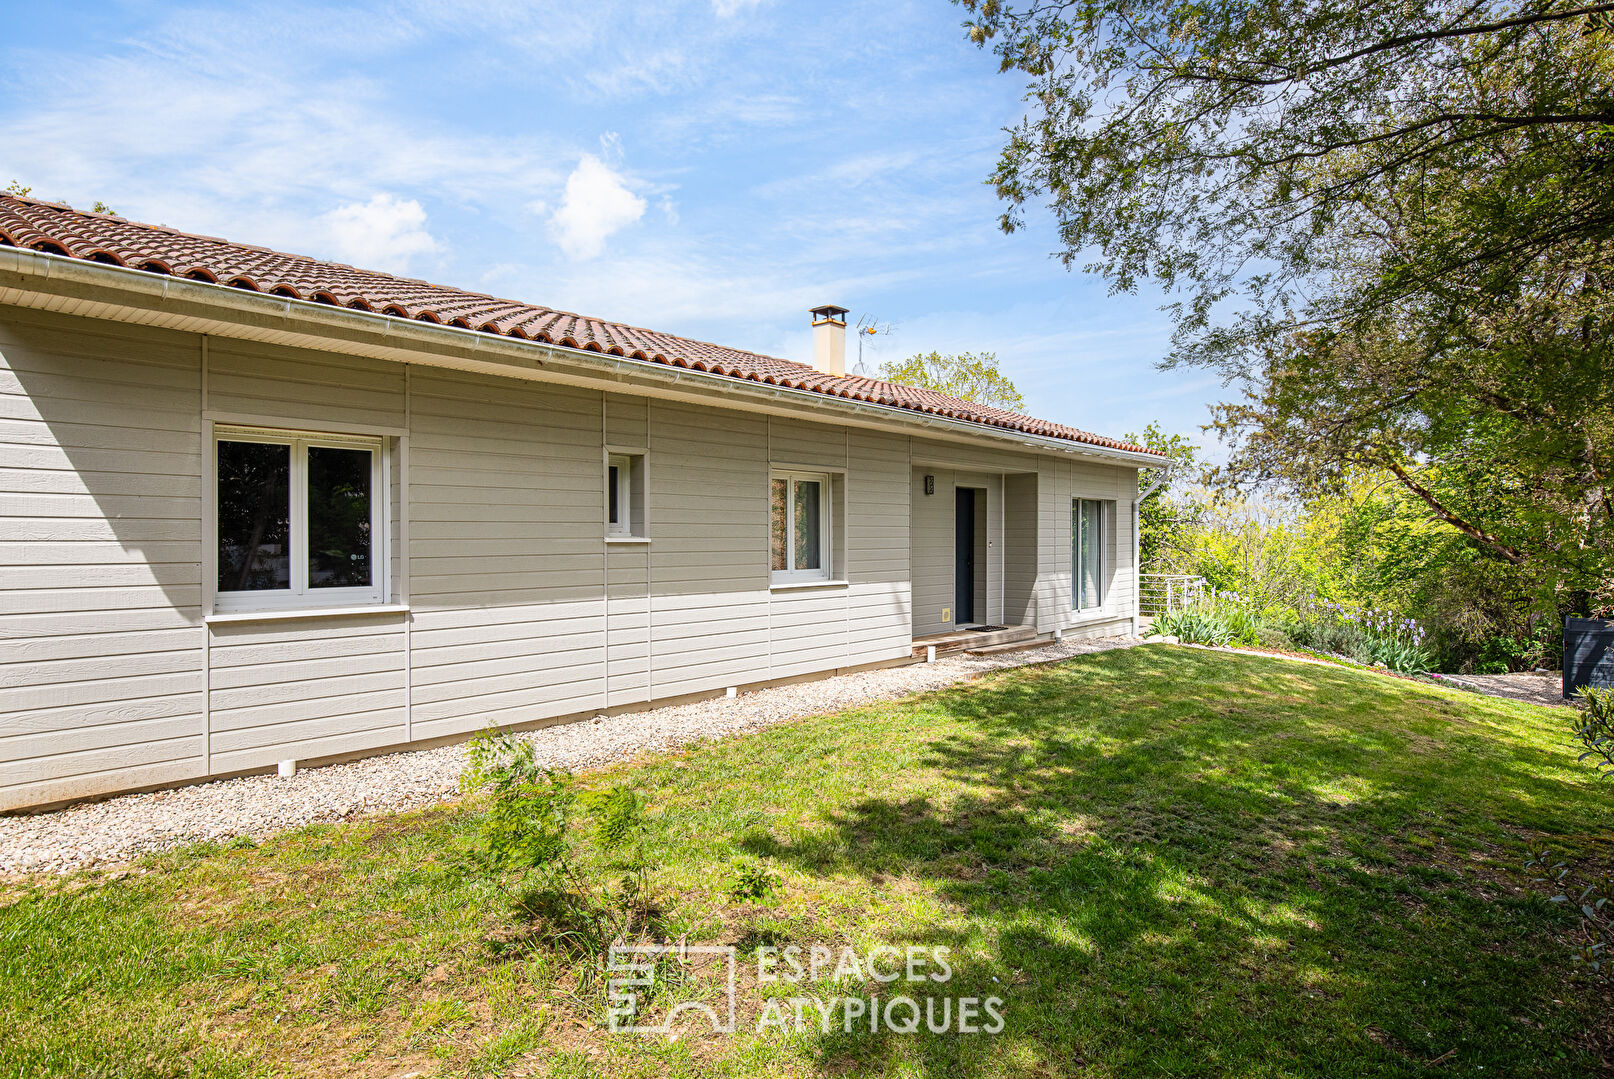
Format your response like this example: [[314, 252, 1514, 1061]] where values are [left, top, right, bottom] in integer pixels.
[[605, 450, 647, 539], [213, 426, 385, 611], [770, 470, 832, 583], [607, 453, 632, 536], [1073, 498, 1105, 611]]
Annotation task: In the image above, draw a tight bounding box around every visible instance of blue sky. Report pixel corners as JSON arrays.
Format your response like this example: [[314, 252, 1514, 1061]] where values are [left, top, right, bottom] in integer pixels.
[[0, 0, 1226, 450]]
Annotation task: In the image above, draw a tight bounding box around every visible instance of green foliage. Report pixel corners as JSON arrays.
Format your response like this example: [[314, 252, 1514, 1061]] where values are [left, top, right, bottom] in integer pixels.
[[1157, 590, 1434, 672], [1151, 594, 1266, 648], [1519, 690, 1614, 976], [460, 730, 572, 870], [1473, 629, 1555, 675], [1524, 847, 1612, 977], [460, 727, 658, 954], [1152, 605, 1235, 647], [1124, 422, 1204, 571], [728, 860, 782, 903], [962, 0, 1614, 598], [3, 181, 114, 215], [1572, 687, 1614, 780], [1143, 466, 1575, 673], [2, 650, 1609, 1073], [1254, 622, 1297, 653], [1286, 600, 1434, 673], [877, 351, 1024, 411]]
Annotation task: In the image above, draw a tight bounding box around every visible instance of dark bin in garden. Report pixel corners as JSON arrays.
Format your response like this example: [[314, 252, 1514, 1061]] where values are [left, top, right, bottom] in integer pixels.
[[1562, 617, 1614, 698]]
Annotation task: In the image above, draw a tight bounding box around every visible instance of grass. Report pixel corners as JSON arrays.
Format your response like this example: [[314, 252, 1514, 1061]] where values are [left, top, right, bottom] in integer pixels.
[[2, 647, 1610, 1077]]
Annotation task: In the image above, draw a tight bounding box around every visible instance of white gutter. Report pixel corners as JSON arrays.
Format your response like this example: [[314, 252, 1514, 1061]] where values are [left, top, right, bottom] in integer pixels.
[[0, 245, 1170, 468]]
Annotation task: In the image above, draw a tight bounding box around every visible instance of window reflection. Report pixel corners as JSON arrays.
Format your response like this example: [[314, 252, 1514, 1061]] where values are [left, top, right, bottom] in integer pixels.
[[308, 446, 372, 588], [217, 441, 290, 592]]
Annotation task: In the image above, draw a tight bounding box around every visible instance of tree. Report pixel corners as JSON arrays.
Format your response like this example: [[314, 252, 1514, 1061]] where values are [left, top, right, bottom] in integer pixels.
[[878, 351, 1026, 411], [4, 181, 115, 215], [961, 0, 1614, 601], [1125, 422, 1204, 571]]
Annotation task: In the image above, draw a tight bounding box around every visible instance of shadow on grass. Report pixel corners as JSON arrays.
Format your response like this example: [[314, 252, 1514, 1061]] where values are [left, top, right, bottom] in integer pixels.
[[745, 647, 1602, 1077]]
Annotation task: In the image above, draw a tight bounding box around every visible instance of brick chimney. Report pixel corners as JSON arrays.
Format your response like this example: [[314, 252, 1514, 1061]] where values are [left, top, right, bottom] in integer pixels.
[[810, 304, 848, 376]]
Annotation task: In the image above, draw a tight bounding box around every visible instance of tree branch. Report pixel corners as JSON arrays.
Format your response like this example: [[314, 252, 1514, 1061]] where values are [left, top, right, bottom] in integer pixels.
[[1169, 2, 1614, 87], [1382, 458, 1528, 563]]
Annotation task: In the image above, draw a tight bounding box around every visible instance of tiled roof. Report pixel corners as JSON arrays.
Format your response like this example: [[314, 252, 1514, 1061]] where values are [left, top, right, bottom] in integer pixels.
[[0, 195, 1159, 457]]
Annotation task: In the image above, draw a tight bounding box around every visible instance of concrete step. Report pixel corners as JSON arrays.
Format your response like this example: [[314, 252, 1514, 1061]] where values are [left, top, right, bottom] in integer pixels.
[[912, 624, 1037, 659], [965, 637, 1053, 657], [963, 624, 1037, 648]]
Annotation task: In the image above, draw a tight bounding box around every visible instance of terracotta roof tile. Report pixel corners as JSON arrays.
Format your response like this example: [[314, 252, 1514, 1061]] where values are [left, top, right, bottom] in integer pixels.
[[0, 195, 1160, 457]]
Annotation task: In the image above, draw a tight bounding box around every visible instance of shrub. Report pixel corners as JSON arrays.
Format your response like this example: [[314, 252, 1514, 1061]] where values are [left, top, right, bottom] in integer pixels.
[[460, 727, 658, 954], [1154, 593, 1267, 648], [1153, 605, 1234, 646], [1522, 691, 1614, 976], [1572, 687, 1614, 780], [1473, 626, 1557, 674], [729, 860, 782, 903], [1255, 623, 1297, 652], [1288, 600, 1433, 672], [1524, 847, 1612, 976]]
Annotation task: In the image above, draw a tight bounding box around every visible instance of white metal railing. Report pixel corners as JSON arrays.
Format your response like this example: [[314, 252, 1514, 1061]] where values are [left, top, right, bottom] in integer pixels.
[[1139, 573, 1206, 617]]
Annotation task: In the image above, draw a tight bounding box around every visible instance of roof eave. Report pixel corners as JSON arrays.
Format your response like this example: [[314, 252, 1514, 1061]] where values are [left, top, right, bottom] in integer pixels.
[[0, 246, 1170, 468]]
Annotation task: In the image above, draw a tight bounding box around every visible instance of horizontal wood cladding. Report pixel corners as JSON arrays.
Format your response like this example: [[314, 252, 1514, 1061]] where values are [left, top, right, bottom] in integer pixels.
[[0, 308, 205, 810], [0, 304, 1142, 810]]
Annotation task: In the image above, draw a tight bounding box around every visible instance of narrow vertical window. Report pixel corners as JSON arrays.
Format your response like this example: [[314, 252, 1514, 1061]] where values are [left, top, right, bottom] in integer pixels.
[[1073, 498, 1104, 609], [792, 478, 821, 571], [770, 477, 788, 571], [606, 452, 643, 538], [770, 471, 831, 583]]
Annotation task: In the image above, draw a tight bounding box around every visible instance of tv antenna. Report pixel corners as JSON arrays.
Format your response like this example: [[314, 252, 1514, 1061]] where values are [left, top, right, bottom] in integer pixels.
[[852, 314, 894, 376]]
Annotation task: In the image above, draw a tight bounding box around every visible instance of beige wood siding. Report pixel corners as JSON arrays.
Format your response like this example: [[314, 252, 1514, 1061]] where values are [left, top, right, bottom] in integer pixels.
[[202, 333, 411, 768], [910, 466, 954, 636], [206, 337, 406, 430], [0, 309, 206, 811], [207, 614, 407, 772], [1003, 472, 1038, 626], [845, 429, 911, 657], [0, 304, 1145, 810], [645, 400, 769, 696], [407, 369, 605, 739]]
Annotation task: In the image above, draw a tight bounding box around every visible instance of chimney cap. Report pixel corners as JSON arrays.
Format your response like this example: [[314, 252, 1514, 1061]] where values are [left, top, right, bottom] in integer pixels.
[[810, 303, 849, 324]]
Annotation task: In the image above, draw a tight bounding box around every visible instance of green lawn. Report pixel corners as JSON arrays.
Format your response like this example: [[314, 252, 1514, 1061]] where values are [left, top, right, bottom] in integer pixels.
[[2, 647, 1608, 1078]]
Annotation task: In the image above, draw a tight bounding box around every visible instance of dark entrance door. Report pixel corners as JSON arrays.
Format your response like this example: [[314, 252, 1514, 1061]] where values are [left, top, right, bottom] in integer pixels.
[[955, 487, 975, 625]]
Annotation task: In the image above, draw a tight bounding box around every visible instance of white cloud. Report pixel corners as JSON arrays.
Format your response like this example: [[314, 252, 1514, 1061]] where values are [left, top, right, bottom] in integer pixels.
[[0, 2, 569, 263], [320, 194, 438, 271], [712, 0, 765, 15], [549, 155, 647, 260]]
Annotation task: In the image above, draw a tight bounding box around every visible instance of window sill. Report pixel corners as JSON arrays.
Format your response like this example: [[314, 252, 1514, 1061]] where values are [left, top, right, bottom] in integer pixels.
[[770, 579, 850, 592], [604, 536, 652, 545], [205, 603, 410, 625]]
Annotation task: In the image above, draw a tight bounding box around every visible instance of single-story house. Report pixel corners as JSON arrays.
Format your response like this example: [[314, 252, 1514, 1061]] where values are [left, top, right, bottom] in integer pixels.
[[0, 194, 1166, 812]]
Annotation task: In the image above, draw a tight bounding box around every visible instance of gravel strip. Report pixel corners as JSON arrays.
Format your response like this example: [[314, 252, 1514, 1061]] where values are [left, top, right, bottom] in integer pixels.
[[1425, 670, 1572, 708], [0, 635, 1141, 875]]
